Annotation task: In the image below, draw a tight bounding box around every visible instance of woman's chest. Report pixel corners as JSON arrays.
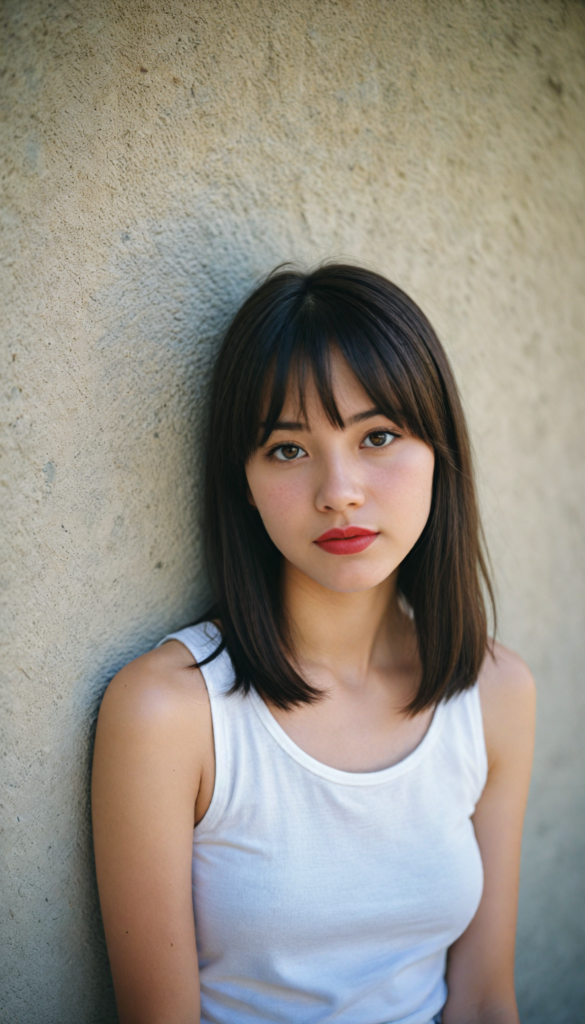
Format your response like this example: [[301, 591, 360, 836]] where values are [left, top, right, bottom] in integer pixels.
[[193, 773, 483, 956]]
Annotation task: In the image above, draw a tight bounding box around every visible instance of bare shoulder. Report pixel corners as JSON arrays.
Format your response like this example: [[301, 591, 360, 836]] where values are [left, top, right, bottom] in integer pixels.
[[93, 639, 216, 834], [477, 641, 536, 771], [478, 640, 535, 704], [98, 638, 211, 741]]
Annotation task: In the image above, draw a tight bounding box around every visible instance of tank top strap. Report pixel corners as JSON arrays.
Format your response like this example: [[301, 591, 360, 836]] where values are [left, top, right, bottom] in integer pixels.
[[158, 621, 239, 832], [439, 682, 488, 806], [157, 621, 234, 697]]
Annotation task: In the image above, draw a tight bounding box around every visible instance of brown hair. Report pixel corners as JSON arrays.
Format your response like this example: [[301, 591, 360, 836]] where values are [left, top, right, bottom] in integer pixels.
[[199, 263, 495, 713]]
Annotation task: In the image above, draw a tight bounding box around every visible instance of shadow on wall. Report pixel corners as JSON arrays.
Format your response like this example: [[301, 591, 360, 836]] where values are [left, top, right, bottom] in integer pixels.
[[87, 191, 319, 678]]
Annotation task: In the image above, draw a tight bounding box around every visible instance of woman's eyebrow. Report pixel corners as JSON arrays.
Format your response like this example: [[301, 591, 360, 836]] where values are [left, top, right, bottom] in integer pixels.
[[263, 408, 384, 433], [261, 420, 306, 431], [347, 407, 384, 425]]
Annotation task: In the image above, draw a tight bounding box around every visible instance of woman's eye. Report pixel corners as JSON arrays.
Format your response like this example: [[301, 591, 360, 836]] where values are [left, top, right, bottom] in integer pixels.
[[362, 430, 396, 449], [272, 444, 306, 461]]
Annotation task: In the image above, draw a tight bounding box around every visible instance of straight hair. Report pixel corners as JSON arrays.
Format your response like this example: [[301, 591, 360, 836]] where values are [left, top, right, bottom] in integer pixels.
[[198, 263, 495, 714]]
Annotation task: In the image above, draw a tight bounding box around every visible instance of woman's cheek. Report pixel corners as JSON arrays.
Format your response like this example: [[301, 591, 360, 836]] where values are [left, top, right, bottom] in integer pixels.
[[372, 452, 434, 540], [256, 478, 309, 544]]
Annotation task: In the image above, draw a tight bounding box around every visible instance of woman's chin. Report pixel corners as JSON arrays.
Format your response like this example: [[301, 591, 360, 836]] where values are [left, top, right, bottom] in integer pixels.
[[302, 565, 395, 595]]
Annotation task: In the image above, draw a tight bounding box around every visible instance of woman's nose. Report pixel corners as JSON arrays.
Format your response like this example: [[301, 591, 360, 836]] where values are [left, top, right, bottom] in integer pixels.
[[314, 456, 365, 512]]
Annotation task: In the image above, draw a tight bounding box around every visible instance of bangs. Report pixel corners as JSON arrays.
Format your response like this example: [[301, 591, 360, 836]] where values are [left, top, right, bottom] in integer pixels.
[[253, 291, 442, 454]]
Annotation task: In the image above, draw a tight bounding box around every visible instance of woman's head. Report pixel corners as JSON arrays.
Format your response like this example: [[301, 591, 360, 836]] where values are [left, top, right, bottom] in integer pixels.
[[203, 263, 494, 711]]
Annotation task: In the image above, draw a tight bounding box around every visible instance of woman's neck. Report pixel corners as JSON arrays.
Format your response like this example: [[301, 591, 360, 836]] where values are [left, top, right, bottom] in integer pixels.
[[282, 560, 413, 691]]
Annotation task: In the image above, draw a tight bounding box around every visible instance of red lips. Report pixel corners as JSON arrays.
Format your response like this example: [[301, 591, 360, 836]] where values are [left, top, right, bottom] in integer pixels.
[[314, 526, 379, 555]]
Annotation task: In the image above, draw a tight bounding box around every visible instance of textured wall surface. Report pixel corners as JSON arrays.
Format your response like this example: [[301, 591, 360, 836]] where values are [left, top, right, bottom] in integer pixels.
[[1, 1, 584, 1021]]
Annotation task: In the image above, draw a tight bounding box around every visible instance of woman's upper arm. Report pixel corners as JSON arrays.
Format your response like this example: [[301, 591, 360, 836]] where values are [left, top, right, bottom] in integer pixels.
[[443, 644, 536, 1024], [91, 641, 213, 1024]]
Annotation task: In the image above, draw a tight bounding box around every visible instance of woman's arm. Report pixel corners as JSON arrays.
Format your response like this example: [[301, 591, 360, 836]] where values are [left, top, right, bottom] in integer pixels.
[[443, 643, 536, 1024], [91, 640, 214, 1024]]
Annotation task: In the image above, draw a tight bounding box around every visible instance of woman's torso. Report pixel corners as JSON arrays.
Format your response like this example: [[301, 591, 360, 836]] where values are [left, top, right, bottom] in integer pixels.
[[161, 622, 488, 1024]]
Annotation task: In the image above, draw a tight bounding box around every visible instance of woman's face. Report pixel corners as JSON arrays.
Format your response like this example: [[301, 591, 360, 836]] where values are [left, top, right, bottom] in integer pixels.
[[245, 351, 435, 595]]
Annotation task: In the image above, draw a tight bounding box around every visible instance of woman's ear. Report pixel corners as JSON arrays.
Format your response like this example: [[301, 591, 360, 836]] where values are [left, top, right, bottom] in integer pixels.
[[247, 485, 257, 510]]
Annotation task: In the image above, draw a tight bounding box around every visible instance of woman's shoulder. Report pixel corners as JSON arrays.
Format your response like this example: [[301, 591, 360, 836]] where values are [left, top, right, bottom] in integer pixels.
[[477, 640, 535, 709], [477, 640, 536, 771], [97, 638, 211, 750]]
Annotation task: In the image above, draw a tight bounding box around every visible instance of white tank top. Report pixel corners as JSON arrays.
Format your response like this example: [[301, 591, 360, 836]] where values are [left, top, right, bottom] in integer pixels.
[[162, 621, 487, 1024]]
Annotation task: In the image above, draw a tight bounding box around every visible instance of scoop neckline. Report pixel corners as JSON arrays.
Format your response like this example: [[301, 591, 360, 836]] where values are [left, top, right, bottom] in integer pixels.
[[248, 686, 447, 787]]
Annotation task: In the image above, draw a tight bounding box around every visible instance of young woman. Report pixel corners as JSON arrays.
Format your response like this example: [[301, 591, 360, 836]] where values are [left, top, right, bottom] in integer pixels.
[[92, 264, 535, 1024]]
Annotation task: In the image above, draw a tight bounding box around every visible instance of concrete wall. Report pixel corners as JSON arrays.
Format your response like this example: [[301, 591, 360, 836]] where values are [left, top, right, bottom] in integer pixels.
[[1, 1, 584, 1021]]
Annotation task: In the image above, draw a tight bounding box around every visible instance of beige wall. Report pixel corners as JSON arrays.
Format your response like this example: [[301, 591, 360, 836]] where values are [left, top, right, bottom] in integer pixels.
[[1, 1, 584, 1021]]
